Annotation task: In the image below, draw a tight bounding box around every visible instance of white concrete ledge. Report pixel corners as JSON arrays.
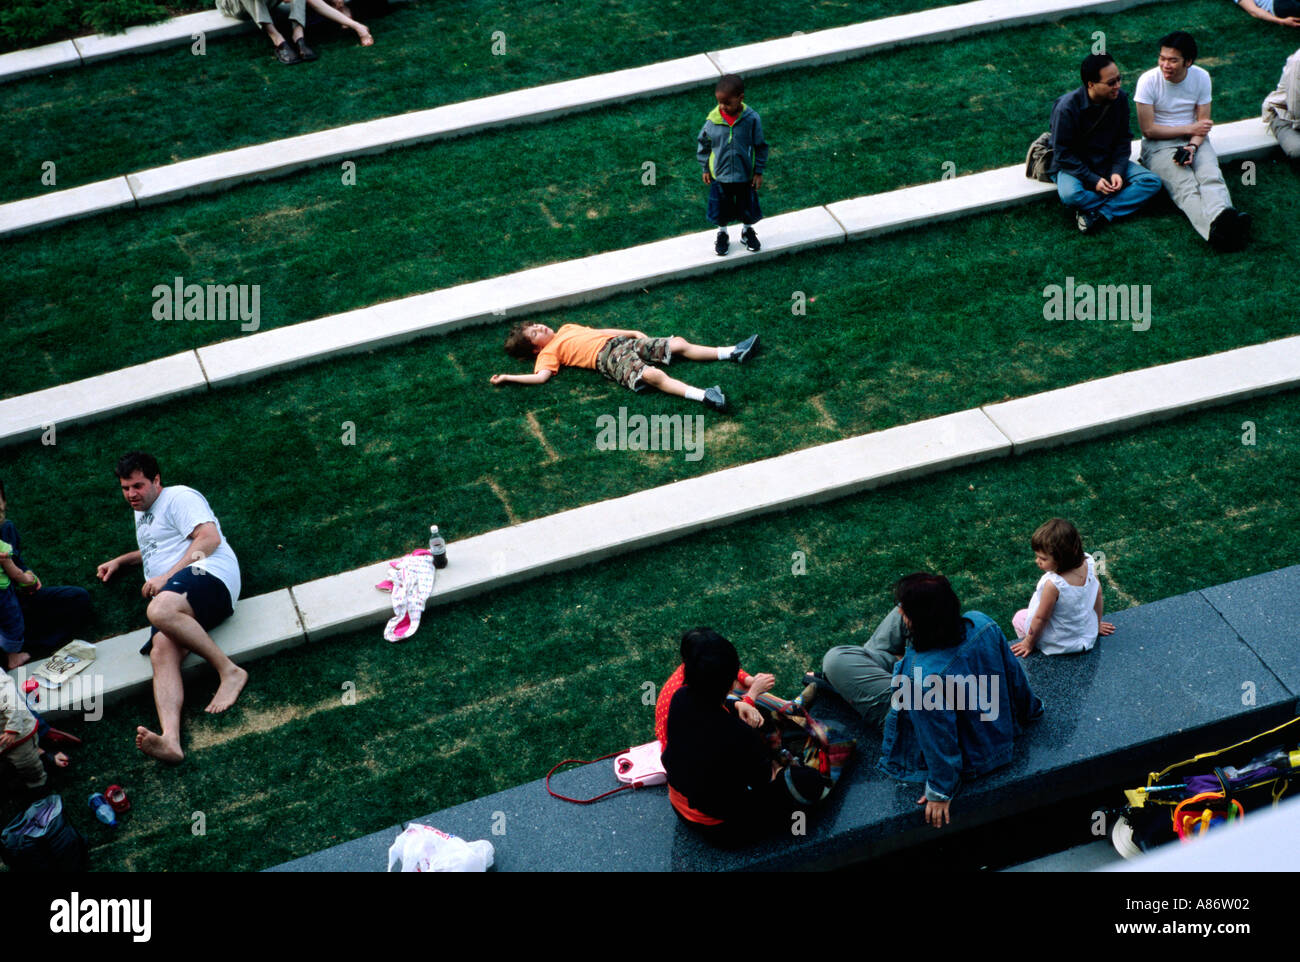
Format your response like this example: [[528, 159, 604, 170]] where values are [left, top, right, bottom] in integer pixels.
[[72, 11, 252, 63], [128, 54, 720, 205], [292, 409, 1014, 639], [0, 1, 414, 83], [0, 177, 134, 238], [9, 589, 304, 717], [0, 40, 81, 82], [0, 353, 207, 444], [5, 0, 1176, 231], [0, 120, 1278, 447], [982, 336, 1300, 451], [710, 0, 1168, 76], [196, 206, 846, 385], [9, 331, 1300, 710]]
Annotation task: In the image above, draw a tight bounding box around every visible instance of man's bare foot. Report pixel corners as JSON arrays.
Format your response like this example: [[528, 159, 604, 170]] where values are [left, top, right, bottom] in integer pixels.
[[205, 665, 248, 713], [5, 651, 31, 670], [136, 726, 184, 763]]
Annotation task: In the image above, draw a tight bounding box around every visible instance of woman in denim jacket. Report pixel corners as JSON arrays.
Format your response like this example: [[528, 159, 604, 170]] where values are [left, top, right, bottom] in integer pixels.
[[877, 574, 1043, 827]]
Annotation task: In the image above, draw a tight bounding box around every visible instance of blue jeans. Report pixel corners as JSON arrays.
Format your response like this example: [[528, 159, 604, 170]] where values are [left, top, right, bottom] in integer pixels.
[[1053, 161, 1162, 221]]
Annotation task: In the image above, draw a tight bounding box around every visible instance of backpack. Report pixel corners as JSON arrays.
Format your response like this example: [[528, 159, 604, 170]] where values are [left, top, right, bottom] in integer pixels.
[[1, 794, 88, 871]]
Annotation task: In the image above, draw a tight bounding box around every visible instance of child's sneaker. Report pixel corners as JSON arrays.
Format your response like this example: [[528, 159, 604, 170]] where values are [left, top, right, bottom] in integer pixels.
[[731, 334, 759, 364], [741, 225, 761, 252], [714, 230, 729, 256], [702, 385, 727, 411]]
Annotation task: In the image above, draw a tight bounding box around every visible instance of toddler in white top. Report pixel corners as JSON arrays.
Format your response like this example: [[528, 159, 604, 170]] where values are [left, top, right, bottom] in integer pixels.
[[1011, 518, 1115, 656]]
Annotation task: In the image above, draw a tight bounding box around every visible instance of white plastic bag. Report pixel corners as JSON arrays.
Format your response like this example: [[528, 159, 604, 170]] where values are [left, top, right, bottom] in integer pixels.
[[387, 823, 495, 872]]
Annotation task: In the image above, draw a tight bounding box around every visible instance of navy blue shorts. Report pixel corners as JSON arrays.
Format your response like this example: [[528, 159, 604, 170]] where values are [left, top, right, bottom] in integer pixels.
[[707, 181, 762, 227], [141, 567, 234, 655]]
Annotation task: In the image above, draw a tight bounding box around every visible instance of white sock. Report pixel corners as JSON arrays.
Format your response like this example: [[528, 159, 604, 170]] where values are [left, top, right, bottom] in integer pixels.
[[716, 346, 734, 360], [684, 387, 705, 402]]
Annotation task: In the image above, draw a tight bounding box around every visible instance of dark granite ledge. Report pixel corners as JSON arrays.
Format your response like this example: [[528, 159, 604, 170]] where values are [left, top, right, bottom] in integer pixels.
[[270, 568, 1300, 872]]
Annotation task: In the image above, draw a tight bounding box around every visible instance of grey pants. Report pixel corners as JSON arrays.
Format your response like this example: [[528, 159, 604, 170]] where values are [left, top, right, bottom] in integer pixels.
[[822, 607, 908, 729], [1270, 114, 1300, 160], [1140, 137, 1233, 241], [237, 0, 307, 27]]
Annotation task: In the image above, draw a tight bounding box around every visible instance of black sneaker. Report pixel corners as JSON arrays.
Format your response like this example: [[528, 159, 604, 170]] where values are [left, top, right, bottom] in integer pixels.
[[1233, 209, 1253, 246], [714, 230, 729, 256], [1209, 208, 1248, 251], [702, 385, 727, 411], [1075, 209, 1104, 234], [741, 225, 761, 251], [731, 334, 759, 364], [274, 41, 302, 64]]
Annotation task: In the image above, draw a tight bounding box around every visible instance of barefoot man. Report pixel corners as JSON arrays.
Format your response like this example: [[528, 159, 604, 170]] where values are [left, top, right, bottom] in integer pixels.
[[97, 452, 247, 763]]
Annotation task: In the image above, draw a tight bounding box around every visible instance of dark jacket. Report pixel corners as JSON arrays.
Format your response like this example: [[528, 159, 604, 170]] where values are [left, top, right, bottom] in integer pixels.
[[1048, 86, 1135, 185], [697, 104, 769, 182], [878, 611, 1044, 802]]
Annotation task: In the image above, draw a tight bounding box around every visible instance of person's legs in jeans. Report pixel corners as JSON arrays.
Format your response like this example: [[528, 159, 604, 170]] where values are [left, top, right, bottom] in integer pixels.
[[1097, 161, 1163, 220], [18, 585, 91, 656], [1053, 170, 1108, 215]]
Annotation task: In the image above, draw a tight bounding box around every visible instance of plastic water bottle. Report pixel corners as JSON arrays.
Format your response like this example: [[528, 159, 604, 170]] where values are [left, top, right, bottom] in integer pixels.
[[428, 526, 448, 569], [89, 793, 117, 827]]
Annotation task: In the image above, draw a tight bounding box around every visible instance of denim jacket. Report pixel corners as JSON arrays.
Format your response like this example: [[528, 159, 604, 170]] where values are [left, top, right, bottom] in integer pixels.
[[878, 611, 1043, 802]]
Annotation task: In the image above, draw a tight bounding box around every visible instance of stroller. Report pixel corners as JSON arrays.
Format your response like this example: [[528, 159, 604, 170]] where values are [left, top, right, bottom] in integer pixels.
[[1109, 715, 1300, 857]]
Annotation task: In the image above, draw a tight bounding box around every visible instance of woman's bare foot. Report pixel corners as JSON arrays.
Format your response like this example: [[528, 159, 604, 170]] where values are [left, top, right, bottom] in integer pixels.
[[205, 664, 248, 713], [136, 726, 184, 763], [351, 23, 374, 46], [5, 651, 31, 670]]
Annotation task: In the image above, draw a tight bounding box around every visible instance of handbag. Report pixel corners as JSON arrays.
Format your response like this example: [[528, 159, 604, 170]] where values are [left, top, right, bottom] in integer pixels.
[[1025, 102, 1112, 183]]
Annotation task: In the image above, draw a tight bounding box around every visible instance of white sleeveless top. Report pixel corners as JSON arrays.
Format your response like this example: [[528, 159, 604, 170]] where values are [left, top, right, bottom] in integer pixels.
[[1028, 553, 1100, 655]]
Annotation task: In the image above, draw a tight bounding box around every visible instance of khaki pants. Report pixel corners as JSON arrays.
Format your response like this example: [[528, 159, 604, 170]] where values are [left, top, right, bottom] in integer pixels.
[[236, 0, 307, 26], [822, 606, 908, 728], [1141, 137, 1233, 241], [2, 737, 47, 790]]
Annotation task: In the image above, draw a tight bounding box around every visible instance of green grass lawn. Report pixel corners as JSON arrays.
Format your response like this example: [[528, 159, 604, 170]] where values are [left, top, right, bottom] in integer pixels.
[[0, 0, 955, 198], [5, 0, 1295, 397], [3, 163, 1297, 641], [9, 390, 1293, 871]]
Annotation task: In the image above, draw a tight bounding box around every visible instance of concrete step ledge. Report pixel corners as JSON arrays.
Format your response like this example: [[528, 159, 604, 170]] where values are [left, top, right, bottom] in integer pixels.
[[0, 119, 1275, 445], [2, 0, 1177, 232]]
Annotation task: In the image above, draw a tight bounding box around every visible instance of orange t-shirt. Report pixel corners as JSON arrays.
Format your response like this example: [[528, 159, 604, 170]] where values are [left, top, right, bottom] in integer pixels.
[[533, 324, 646, 375]]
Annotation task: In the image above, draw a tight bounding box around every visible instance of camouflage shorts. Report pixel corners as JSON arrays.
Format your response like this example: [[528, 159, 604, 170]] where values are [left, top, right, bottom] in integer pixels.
[[595, 335, 673, 392]]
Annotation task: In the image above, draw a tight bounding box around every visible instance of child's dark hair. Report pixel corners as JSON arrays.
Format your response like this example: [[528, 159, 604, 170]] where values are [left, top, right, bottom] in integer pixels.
[[716, 73, 745, 97], [682, 627, 740, 701], [1031, 518, 1085, 572], [503, 323, 533, 359], [115, 451, 161, 483], [893, 573, 969, 652], [1158, 30, 1197, 64]]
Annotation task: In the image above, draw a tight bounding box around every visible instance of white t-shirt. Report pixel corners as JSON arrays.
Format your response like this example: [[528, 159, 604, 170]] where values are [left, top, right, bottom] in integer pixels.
[[1135, 65, 1212, 129], [1237, 0, 1276, 14], [1027, 554, 1100, 655], [134, 485, 241, 602]]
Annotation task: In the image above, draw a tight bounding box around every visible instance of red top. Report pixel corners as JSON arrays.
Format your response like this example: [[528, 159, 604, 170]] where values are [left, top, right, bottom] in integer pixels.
[[655, 664, 749, 749]]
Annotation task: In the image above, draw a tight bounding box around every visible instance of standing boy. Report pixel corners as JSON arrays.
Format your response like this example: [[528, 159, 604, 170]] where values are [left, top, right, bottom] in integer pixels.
[[491, 323, 758, 412], [698, 74, 769, 256]]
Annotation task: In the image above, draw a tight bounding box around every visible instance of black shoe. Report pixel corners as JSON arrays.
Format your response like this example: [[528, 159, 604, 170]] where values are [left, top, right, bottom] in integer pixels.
[[274, 42, 302, 64], [731, 334, 759, 364], [741, 224, 761, 251], [1075, 209, 1104, 234], [1209, 208, 1248, 251], [702, 385, 727, 411], [294, 37, 318, 62], [714, 230, 729, 256]]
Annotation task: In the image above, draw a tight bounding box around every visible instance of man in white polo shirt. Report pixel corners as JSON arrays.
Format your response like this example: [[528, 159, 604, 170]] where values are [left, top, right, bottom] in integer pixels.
[[1135, 31, 1252, 249], [97, 452, 248, 763]]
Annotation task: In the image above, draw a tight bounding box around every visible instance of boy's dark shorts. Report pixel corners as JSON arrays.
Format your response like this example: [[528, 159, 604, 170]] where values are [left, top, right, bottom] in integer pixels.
[[595, 335, 673, 392], [707, 181, 763, 227], [141, 567, 234, 655]]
